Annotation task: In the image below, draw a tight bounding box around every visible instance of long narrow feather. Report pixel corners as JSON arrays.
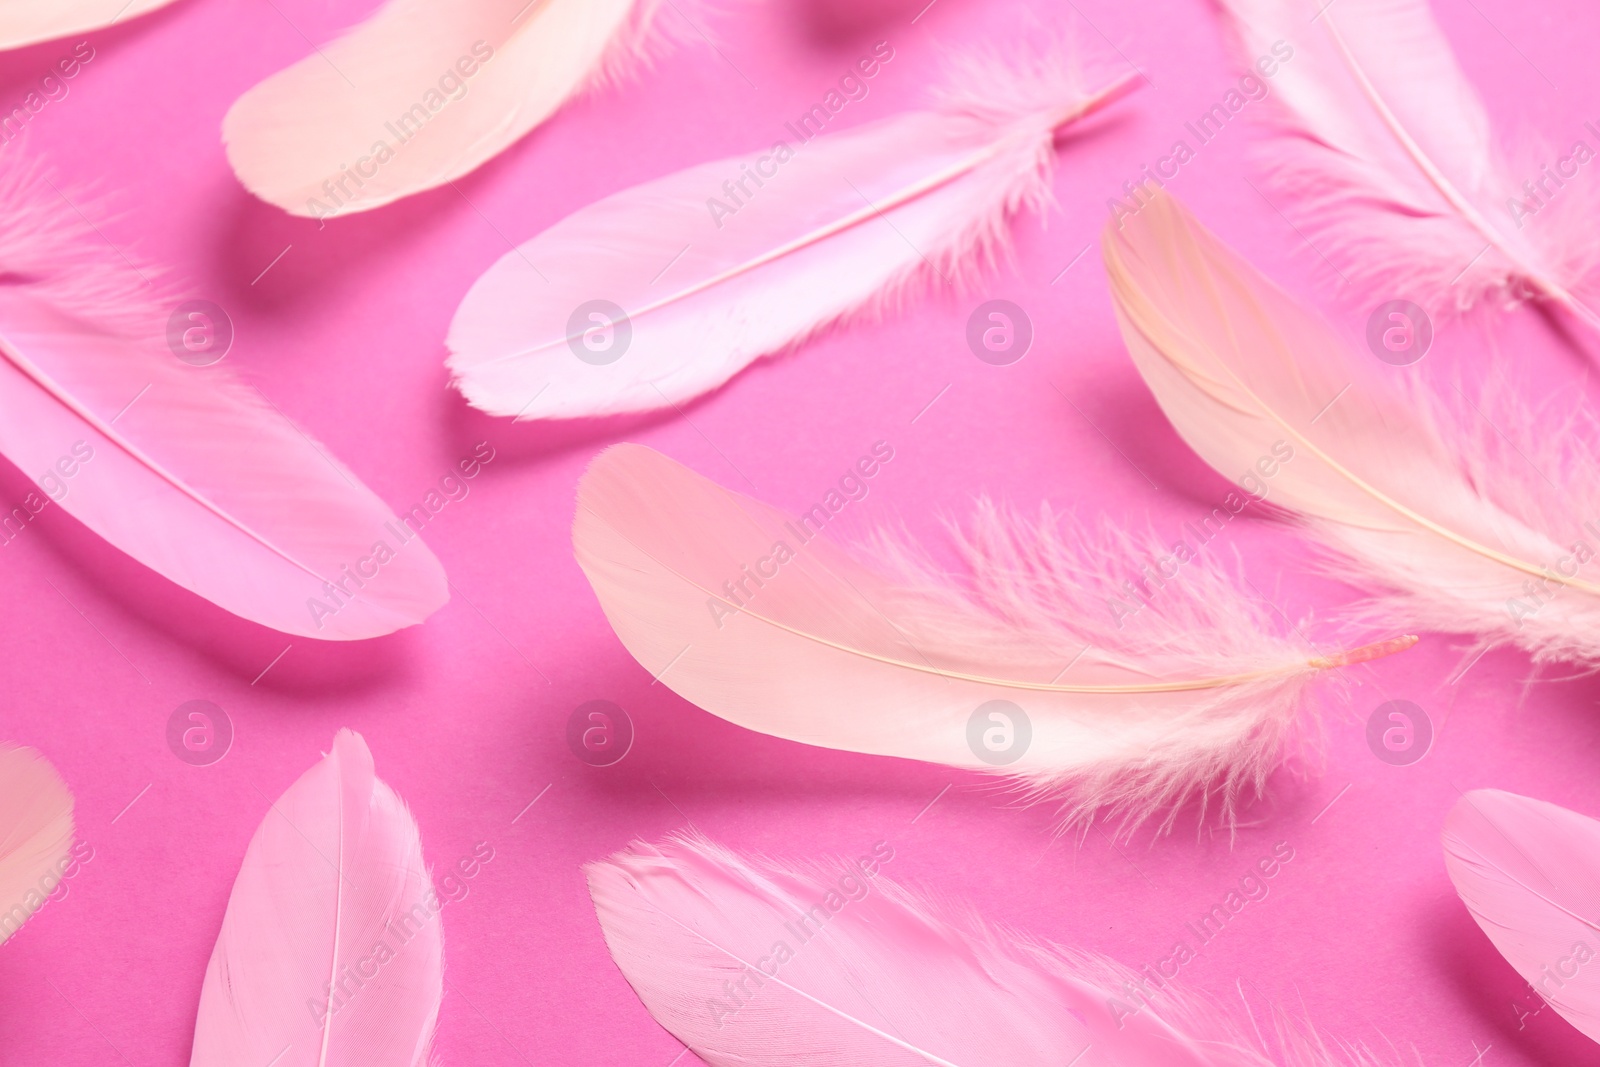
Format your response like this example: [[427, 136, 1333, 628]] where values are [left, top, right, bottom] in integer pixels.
[[0, 0, 180, 50], [574, 443, 1413, 828], [1104, 192, 1600, 667], [0, 163, 447, 639], [224, 0, 684, 218], [0, 744, 73, 947], [1215, 0, 1600, 329], [190, 730, 443, 1067], [448, 49, 1139, 420], [1443, 789, 1600, 1044], [589, 833, 1390, 1067]]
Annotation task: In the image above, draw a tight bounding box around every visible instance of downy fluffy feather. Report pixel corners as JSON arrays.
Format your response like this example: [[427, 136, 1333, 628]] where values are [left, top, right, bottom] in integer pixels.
[[1104, 192, 1600, 667], [0, 744, 73, 947], [224, 0, 685, 218], [0, 0, 179, 50], [448, 48, 1139, 420], [589, 833, 1391, 1067], [0, 163, 447, 639], [1215, 0, 1600, 329], [574, 444, 1413, 828], [191, 730, 442, 1067], [1443, 789, 1600, 1044]]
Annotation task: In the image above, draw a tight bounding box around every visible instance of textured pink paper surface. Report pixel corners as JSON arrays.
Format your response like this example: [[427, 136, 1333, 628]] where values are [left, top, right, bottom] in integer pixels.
[[1, 0, 1598, 1063]]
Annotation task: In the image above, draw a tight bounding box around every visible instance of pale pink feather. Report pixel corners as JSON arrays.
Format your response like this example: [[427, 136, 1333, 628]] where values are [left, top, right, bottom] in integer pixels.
[[1215, 0, 1600, 329], [190, 730, 443, 1067], [1104, 192, 1600, 666], [573, 443, 1413, 829], [0, 0, 180, 49], [0, 744, 73, 947], [224, 0, 685, 217], [1443, 789, 1600, 1044], [589, 833, 1390, 1067], [448, 48, 1139, 420], [0, 163, 447, 639]]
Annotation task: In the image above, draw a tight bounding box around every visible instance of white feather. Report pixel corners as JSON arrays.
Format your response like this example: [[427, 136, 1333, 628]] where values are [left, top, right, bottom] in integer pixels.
[[574, 444, 1414, 829], [448, 47, 1139, 420]]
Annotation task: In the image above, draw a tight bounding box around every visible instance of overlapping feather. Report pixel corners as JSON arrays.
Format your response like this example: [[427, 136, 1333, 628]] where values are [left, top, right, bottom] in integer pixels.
[[448, 48, 1139, 420], [0, 0, 180, 50], [589, 833, 1391, 1067], [1443, 789, 1600, 1044], [0, 162, 447, 639], [1215, 0, 1600, 329], [190, 730, 443, 1067], [224, 0, 686, 217], [0, 744, 73, 948], [574, 443, 1413, 828], [1104, 191, 1600, 666]]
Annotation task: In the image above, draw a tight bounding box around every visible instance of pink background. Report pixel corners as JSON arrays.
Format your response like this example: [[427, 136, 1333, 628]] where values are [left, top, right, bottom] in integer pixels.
[[2, 0, 1599, 1063]]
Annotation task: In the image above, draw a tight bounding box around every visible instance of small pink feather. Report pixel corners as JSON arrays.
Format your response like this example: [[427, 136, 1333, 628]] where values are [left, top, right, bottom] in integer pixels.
[[1214, 0, 1600, 330], [225, 0, 684, 217], [448, 46, 1139, 420], [589, 833, 1393, 1066], [0, 162, 447, 639], [1444, 789, 1600, 1044], [0, 744, 73, 947], [574, 443, 1414, 829], [190, 730, 443, 1067]]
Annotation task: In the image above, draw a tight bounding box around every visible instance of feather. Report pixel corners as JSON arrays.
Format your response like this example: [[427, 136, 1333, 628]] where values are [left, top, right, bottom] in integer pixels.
[[223, 0, 685, 218], [0, 744, 73, 947], [1104, 191, 1600, 667], [0, 162, 447, 640], [190, 730, 443, 1067], [1443, 789, 1600, 1044], [1214, 0, 1600, 329], [447, 48, 1140, 420], [573, 443, 1413, 828], [588, 833, 1389, 1067], [0, 0, 180, 50]]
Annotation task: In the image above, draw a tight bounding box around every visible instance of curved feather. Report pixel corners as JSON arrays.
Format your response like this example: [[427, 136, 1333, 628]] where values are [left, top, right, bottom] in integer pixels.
[[191, 730, 443, 1067], [573, 443, 1413, 827], [224, 0, 680, 217], [1443, 789, 1600, 1044], [0, 0, 179, 50], [448, 54, 1139, 420], [1216, 0, 1600, 328], [0, 164, 446, 640], [1103, 191, 1600, 666], [0, 744, 73, 947], [589, 833, 1389, 1067]]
